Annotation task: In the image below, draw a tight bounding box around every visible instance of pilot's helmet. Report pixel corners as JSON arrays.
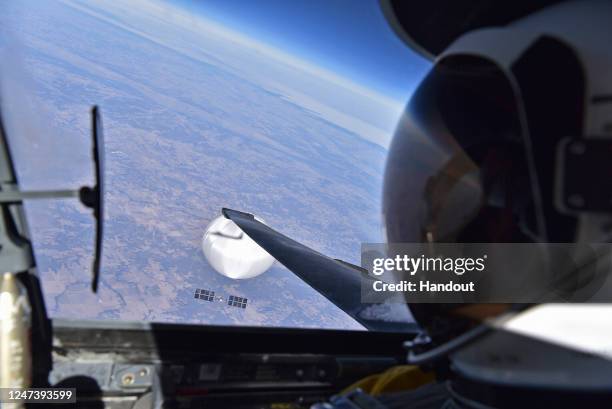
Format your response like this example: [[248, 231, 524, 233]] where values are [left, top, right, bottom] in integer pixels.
[[381, 0, 612, 343]]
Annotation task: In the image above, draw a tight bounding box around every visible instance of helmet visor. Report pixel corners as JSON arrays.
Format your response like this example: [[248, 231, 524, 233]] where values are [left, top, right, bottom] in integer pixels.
[[383, 55, 543, 245]]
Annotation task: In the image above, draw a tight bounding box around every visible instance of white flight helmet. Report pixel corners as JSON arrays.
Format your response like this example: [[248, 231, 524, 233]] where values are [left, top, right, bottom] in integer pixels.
[[382, 0, 612, 330], [380, 1, 612, 406]]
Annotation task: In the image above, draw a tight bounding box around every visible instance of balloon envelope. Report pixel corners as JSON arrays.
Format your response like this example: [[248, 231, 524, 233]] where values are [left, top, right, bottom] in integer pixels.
[[202, 215, 275, 279]]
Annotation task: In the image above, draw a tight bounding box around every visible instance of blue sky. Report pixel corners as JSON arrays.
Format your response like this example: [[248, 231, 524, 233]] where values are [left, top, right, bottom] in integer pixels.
[[176, 0, 431, 103]]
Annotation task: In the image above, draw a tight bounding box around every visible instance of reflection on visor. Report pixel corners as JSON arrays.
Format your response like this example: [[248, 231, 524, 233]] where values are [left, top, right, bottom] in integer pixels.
[[383, 55, 541, 245]]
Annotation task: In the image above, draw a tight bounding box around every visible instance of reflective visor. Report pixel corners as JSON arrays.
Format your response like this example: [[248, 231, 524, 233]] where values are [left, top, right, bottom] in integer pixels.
[[383, 55, 542, 245]]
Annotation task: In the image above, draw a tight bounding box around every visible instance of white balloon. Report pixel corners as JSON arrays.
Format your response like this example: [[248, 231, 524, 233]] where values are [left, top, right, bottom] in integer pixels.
[[202, 215, 274, 279]]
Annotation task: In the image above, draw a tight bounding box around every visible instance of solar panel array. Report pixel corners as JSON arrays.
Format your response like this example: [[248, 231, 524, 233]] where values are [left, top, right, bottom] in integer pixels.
[[193, 289, 248, 308], [194, 288, 215, 302], [228, 295, 248, 309]]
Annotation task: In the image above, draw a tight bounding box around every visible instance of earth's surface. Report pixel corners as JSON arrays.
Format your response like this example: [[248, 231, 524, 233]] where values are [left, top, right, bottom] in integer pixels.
[[0, 0, 412, 329]]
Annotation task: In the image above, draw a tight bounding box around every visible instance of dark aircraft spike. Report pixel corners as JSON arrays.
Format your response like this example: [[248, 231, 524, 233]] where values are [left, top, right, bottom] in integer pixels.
[[79, 106, 104, 293], [221, 208, 405, 331]]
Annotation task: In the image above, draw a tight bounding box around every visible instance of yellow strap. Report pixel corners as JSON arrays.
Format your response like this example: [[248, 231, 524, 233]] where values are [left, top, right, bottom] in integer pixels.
[[341, 365, 435, 396]]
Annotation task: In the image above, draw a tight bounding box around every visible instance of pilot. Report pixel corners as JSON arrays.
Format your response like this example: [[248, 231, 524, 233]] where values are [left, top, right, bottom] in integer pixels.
[[317, 1, 612, 407]]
